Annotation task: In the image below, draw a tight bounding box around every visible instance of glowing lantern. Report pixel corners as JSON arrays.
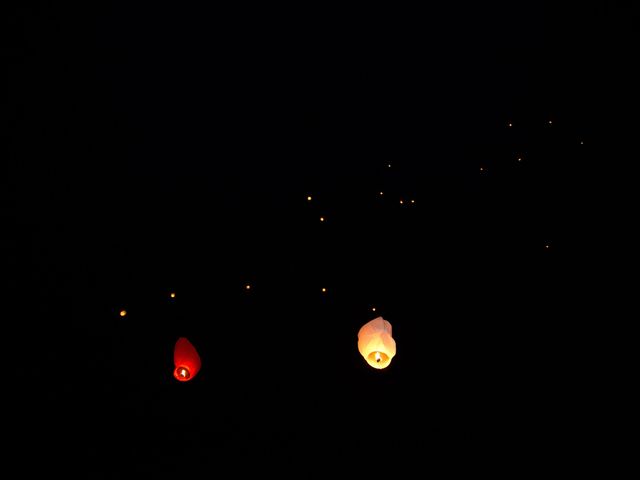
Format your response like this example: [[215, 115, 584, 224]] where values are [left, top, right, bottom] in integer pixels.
[[357, 317, 396, 369], [173, 337, 201, 382]]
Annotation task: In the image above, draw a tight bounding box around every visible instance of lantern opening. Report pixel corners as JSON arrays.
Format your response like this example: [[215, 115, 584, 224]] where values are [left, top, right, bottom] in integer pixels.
[[174, 366, 191, 381], [367, 350, 390, 369]]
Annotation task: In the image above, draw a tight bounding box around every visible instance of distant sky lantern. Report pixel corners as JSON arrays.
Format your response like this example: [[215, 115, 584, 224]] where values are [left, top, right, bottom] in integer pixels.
[[173, 337, 201, 382], [357, 317, 396, 369]]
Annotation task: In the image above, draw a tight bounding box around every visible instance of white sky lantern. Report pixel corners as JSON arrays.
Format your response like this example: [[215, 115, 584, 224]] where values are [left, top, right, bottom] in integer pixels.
[[357, 316, 396, 369]]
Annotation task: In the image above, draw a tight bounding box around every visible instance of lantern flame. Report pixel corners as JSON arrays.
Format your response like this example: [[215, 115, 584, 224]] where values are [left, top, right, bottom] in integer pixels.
[[175, 366, 190, 380]]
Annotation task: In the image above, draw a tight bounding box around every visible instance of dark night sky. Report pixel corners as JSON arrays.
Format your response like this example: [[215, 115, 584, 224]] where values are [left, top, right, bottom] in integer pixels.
[[2, 1, 635, 476]]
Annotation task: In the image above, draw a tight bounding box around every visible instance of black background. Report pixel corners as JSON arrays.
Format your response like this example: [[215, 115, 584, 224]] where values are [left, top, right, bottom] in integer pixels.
[[3, 1, 634, 476]]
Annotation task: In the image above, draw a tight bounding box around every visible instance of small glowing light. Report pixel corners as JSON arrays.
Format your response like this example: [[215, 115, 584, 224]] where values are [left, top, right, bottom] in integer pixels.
[[508, 122, 513, 127], [580, 141, 584, 145], [545, 244, 550, 249], [321, 287, 327, 293], [245, 284, 251, 290], [387, 164, 391, 168], [480, 167, 485, 172], [307, 195, 312, 201], [410, 199, 415, 204], [379, 191, 384, 196], [548, 120, 553, 125], [170, 292, 176, 299], [399, 199, 404, 205], [175, 367, 190, 380], [517, 157, 522, 162], [371, 307, 376, 312], [375, 351, 382, 363], [320, 216, 325, 222], [119, 310, 127, 317]]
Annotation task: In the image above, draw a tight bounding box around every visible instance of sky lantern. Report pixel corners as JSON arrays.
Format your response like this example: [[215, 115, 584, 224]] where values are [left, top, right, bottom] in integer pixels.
[[173, 337, 201, 381], [357, 317, 396, 369]]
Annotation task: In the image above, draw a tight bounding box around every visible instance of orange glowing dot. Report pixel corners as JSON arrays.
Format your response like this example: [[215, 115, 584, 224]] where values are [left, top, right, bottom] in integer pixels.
[[119, 310, 127, 317], [245, 284, 251, 290], [321, 287, 327, 293], [379, 192, 384, 196], [410, 199, 415, 204], [508, 122, 513, 127], [371, 307, 376, 312], [307, 195, 312, 201], [320, 216, 325, 222], [517, 157, 522, 162], [399, 200, 404, 205], [170, 292, 176, 298]]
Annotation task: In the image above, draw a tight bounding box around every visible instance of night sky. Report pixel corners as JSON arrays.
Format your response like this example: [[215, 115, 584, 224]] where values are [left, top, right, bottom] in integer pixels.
[[3, 2, 634, 477]]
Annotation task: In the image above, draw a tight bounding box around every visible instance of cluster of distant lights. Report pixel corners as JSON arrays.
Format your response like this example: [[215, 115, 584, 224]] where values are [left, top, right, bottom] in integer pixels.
[[117, 119, 565, 319], [508, 120, 554, 128], [118, 257, 551, 318], [309, 191, 416, 222], [478, 119, 584, 173], [118, 290, 379, 318]]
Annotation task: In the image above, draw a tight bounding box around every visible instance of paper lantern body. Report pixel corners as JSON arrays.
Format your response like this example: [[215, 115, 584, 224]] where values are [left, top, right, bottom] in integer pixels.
[[357, 317, 396, 369], [173, 337, 201, 381]]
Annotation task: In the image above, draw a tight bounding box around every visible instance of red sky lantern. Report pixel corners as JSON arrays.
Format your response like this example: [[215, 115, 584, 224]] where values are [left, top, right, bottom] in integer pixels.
[[173, 337, 201, 381]]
